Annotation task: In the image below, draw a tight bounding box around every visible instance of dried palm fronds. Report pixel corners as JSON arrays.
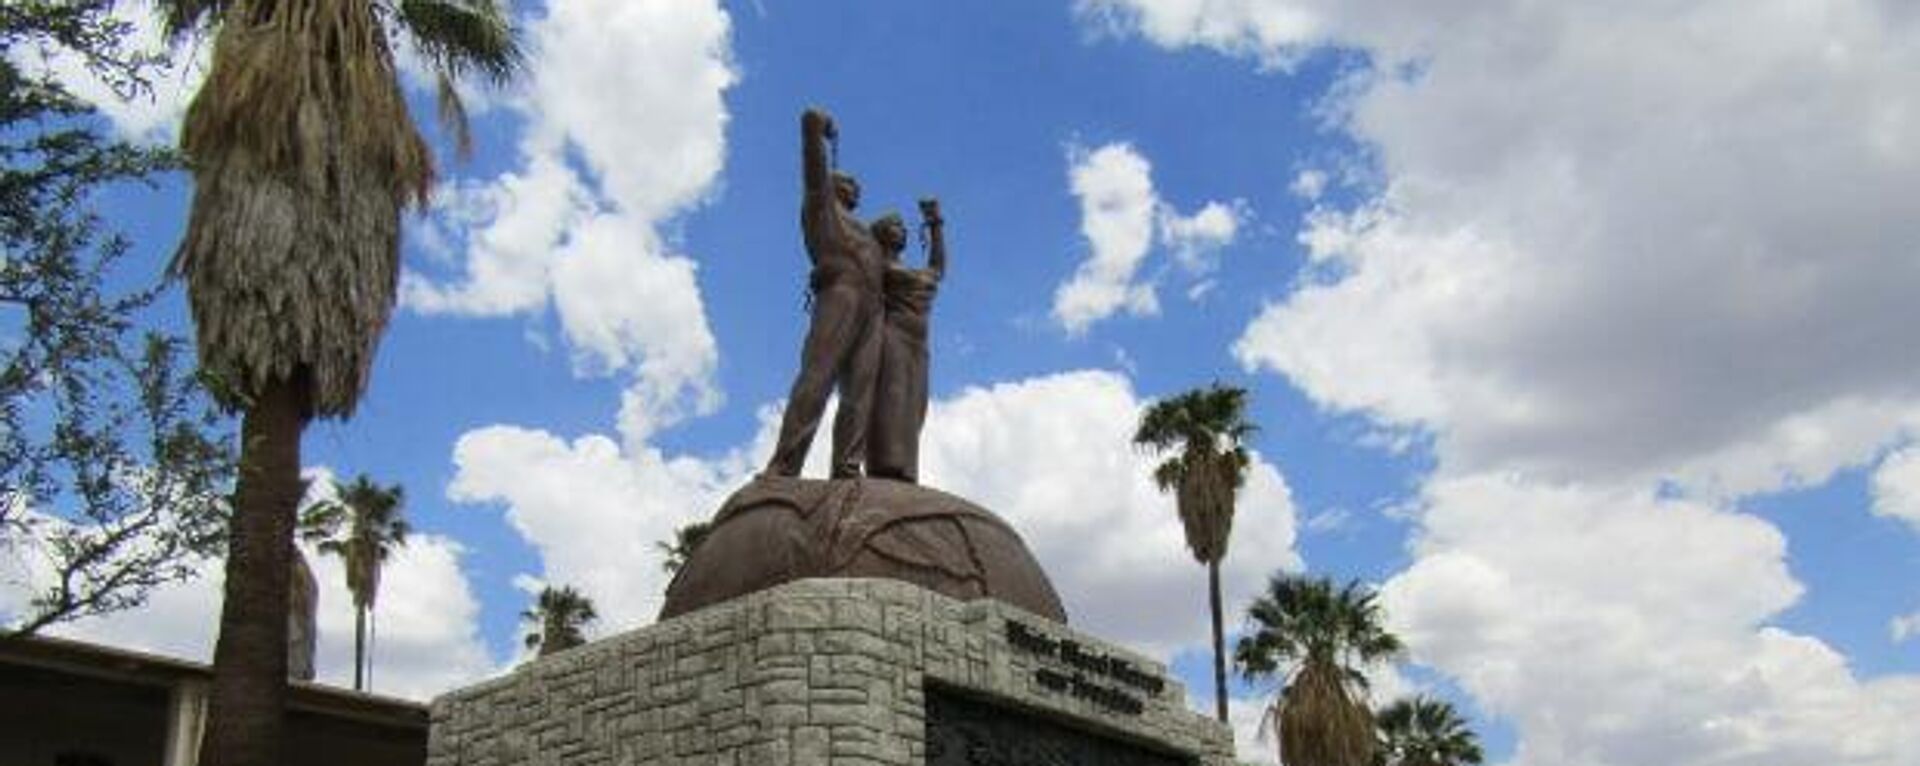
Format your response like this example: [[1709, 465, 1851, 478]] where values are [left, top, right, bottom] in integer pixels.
[[1276, 659, 1377, 766], [1176, 445, 1238, 562], [173, 0, 432, 418]]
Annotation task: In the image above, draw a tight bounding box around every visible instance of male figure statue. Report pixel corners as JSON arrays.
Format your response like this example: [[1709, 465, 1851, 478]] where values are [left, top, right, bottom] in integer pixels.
[[766, 108, 886, 478]]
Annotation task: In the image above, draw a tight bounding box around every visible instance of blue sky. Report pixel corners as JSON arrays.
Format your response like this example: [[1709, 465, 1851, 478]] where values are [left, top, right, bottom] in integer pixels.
[[9, 1, 1920, 764]]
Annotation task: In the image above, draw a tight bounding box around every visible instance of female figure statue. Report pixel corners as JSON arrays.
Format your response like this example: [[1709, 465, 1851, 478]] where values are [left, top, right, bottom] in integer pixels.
[[866, 199, 947, 482]]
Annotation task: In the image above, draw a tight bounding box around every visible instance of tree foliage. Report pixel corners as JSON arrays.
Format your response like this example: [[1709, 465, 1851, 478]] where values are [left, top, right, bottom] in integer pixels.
[[156, 0, 521, 758], [162, 0, 524, 419], [1236, 574, 1405, 766], [1, 0, 233, 636], [1134, 382, 1254, 723], [522, 584, 596, 658], [657, 519, 712, 575], [308, 475, 408, 612], [1133, 383, 1253, 564], [305, 473, 408, 690], [1373, 696, 1484, 766]]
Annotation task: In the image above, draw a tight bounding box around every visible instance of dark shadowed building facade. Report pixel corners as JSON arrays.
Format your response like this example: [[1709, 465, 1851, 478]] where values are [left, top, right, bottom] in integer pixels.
[[0, 634, 426, 766]]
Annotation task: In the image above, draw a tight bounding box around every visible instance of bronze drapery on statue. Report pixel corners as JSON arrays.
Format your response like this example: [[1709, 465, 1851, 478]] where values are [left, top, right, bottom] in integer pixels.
[[866, 199, 946, 482]]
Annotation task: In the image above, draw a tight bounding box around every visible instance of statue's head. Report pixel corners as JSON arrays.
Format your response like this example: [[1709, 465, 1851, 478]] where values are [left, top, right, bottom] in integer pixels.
[[833, 171, 861, 210], [872, 213, 908, 259]]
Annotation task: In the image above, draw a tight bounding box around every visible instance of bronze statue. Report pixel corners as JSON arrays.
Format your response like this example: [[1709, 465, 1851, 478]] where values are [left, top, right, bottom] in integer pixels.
[[766, 109, 886, 479], [865, 200, 946, 482], [662, 112, 1066, 623]]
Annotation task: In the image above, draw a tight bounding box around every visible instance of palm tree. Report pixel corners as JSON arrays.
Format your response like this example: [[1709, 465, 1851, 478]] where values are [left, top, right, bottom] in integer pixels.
[[1236, 574, 1404, 766], [286, 481, 339, 682], [522, 585, 597, 658], [1133, 383, 1254, 723], [154, 0, 518, 760], [1373, 696, 1484, 766], [657, 519, 713, 575], [310, 475, 408, 692]]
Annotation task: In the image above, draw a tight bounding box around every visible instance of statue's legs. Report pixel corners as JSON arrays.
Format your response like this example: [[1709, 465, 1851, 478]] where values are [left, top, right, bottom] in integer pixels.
[[768, 283, 876, 477], [829, 311, 881, 478]]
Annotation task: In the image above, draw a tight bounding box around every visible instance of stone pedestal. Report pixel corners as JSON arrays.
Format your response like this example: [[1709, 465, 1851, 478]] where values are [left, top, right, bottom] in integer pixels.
[[428, 579, 1235, 765]]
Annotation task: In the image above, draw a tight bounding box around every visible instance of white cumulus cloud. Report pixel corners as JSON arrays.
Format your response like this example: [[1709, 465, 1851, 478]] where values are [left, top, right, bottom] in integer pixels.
[[1894, 612, 1920, 644], [1084, 1, 1920, 763], [1088, 0, 1920, 492], [1871, 446, 1920, 534], [403, 154, 588, 317], [1381, 475, 1920, 766], [1054, 143, 1244, 334], [404, 0, 736, 444], [447, 422, 759, 629], [1161, 200, 1243, 272]]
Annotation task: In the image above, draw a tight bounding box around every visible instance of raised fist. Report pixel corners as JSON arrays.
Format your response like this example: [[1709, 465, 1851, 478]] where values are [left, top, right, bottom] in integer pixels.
[[804, 108, 837, 140]]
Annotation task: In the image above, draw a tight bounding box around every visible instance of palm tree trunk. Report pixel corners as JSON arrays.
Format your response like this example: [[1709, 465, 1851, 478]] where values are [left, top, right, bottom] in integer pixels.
[[353, 604, 367, 691], [369, 607, 378, 691], [1209, 557, 1228, 723], [201, 375, 308, 766]]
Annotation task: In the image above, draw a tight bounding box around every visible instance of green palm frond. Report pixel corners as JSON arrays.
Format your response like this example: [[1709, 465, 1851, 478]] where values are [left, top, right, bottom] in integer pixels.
[[160, 0, 522, 78], [396, 0, 520, 84], [305, 475, 406, 609], [1151, 460, 1184, 493], [1133, 383, 1253, 452], [297, 498, 346, 545], [1134, 383, 1255, 564], [395, 0, 521, 156], [1375, 696, 1484, 766], [522, 584, 597, 657]]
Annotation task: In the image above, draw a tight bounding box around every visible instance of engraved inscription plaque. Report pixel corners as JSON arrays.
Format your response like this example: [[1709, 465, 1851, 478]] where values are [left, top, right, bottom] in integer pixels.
[[925, 687, 1195, 766]]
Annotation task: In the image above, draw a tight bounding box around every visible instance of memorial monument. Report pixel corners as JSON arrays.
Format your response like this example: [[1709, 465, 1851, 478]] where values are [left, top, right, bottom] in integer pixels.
[[426, 110, 1236, 766]]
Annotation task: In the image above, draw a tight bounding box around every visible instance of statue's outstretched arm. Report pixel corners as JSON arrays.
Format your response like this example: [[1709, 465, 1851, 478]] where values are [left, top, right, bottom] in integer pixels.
[[919, 198, 947, 281], [802, 109, 835, 198]]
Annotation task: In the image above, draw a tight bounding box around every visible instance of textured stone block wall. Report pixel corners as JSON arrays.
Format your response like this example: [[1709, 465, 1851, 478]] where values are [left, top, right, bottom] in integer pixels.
[[428, 579, 1235, 766]]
